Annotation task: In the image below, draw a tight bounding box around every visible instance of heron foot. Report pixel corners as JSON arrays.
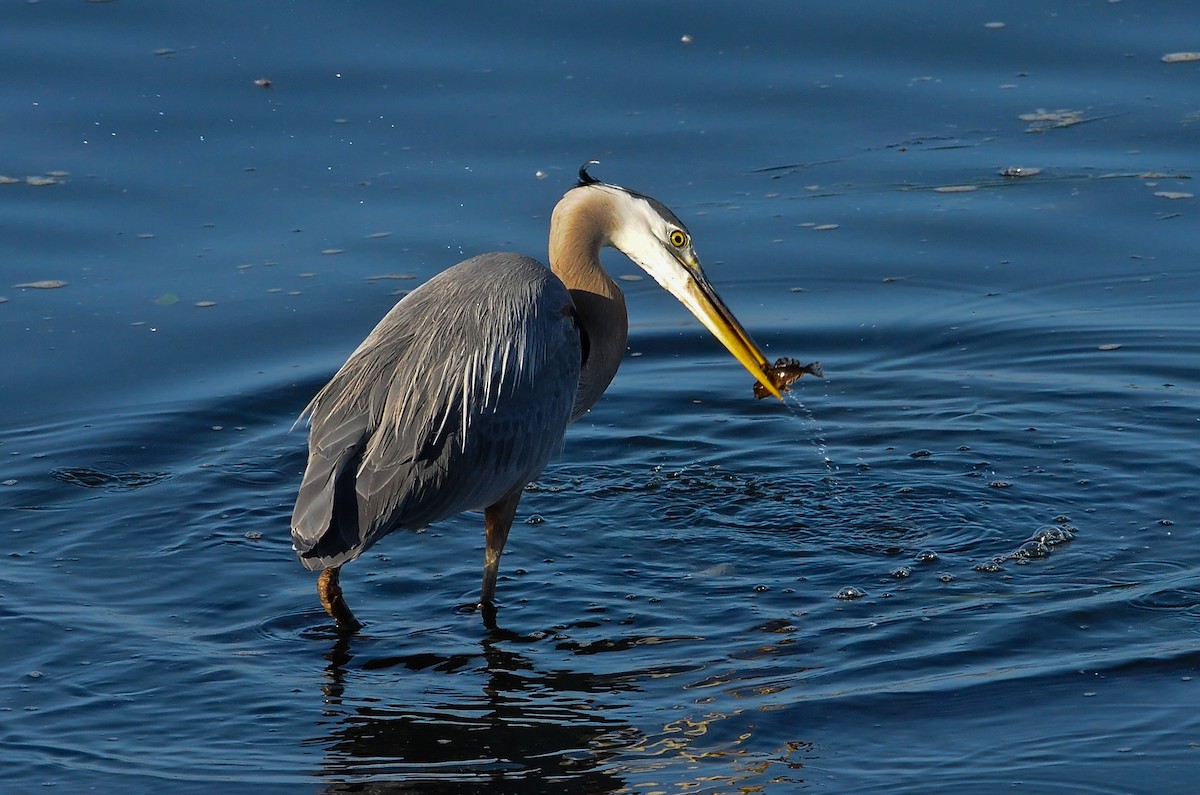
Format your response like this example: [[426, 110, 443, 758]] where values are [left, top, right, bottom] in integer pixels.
[[317, 567, 363, 633]]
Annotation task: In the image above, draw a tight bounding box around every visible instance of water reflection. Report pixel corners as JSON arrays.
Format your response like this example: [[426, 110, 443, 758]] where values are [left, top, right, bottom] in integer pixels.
[[311, 630, 641, 793]]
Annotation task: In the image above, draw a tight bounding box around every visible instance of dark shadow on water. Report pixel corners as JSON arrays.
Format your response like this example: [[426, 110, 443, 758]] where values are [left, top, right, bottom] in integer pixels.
[[309, 623, 641, 793]]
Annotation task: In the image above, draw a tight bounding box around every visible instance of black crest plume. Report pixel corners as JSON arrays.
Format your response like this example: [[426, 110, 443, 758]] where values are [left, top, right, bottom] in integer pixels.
[[576, 160, 602, 187]]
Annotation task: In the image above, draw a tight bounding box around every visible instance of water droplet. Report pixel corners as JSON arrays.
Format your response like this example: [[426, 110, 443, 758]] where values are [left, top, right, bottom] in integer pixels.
[[1012, 540, 1049, 560], [1030, 525, 1075, 545]]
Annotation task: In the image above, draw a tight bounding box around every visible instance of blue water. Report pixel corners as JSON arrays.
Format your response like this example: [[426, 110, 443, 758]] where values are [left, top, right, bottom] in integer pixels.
[[2, 2, 1198, 793]]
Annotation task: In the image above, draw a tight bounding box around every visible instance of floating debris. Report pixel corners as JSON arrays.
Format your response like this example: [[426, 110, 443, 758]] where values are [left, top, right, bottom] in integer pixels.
[[0, 175, 20, 184], [753, 356, 824, 399], [1098, 343, 1121, 351], [153, 48, 175, 57], [1162, 52, 1200, 63], [983, 21, 1006, 29], [1019, 108, 1079, 123], [618, 274, 643, 282], [933, 185, 978, 193], [813, 223, 839, 231], [254, 77, 272, 89], [365, 273, 415, 282], [25, 176, 58, 187], [1154, 191, 1193, 200], [321, 248, 344, 255], [195, 300, 217, 308], [365, 231, 392, 239], [15, 280, 67, 289], [1020, 108, 1088, 133], [1001, 166, 1042, 178]]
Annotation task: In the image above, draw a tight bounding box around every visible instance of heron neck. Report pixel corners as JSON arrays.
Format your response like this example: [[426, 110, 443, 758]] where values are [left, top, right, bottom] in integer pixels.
[[549, 191, 629, 420]]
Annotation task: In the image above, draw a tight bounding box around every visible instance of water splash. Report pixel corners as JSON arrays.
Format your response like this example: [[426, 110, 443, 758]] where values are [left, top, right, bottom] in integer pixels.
[[777, 391, 841, 496]]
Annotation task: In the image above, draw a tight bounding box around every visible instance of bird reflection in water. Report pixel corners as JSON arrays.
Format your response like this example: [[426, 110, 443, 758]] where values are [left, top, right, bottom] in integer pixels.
[[311, 630, 642, 793]]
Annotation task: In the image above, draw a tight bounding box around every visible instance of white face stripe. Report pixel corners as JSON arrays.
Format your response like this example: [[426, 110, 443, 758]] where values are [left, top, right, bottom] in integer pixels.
[[597, 185, 701, 301], [580, 179, 778, 394]]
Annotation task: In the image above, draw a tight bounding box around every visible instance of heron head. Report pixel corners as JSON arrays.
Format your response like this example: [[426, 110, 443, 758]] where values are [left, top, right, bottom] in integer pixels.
[[574, 163, 783, 400]]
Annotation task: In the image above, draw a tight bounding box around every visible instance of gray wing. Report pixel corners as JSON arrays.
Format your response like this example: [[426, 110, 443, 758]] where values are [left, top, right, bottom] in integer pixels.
[[291, 253, 582, 570]]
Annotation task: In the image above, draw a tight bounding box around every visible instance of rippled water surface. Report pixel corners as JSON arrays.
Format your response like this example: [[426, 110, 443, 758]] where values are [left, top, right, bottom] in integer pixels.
[[3, 2, 1199, 793]]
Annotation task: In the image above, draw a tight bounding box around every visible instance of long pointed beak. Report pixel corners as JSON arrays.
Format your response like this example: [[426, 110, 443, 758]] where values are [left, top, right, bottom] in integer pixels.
[[673, 265, 783, 400], [612, 217, 782, 400]]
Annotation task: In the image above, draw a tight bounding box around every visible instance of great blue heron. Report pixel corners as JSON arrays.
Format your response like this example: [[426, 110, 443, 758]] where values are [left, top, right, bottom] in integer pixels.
[[292, 163, 782, 631]]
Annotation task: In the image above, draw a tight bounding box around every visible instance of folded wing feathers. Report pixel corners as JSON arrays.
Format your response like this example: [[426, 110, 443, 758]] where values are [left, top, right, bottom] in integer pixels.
[[294, 254, 574, 554]]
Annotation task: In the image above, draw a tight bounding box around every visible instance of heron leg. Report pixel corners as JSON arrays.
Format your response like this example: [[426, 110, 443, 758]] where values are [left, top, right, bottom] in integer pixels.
[[480, 489, 523, 608], [317, 566, 363, 633]]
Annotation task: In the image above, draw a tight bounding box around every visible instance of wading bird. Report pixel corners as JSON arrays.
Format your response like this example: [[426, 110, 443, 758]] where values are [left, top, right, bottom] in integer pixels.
[[292, 163, 782, 631]]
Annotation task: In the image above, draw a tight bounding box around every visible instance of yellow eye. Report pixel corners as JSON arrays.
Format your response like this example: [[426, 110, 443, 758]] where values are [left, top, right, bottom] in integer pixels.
[[669, 229, 688, 248]]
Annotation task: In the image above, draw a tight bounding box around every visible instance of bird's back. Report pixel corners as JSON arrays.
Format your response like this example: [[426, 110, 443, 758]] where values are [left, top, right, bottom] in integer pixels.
[[291, 253, 582, 570]]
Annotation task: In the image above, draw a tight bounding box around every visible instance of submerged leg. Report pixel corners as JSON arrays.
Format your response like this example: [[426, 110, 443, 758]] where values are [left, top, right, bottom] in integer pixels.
[[317, 566, 363, 633], [480, 489, 523, 608]]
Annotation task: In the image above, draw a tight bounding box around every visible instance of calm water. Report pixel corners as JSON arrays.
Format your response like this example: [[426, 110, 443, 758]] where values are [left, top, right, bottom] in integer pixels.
[[3, 2, 1199, 793]]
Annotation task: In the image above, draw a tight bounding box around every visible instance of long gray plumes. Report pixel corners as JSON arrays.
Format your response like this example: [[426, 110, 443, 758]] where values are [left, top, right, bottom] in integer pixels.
[[291, 253, 581, 570]]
